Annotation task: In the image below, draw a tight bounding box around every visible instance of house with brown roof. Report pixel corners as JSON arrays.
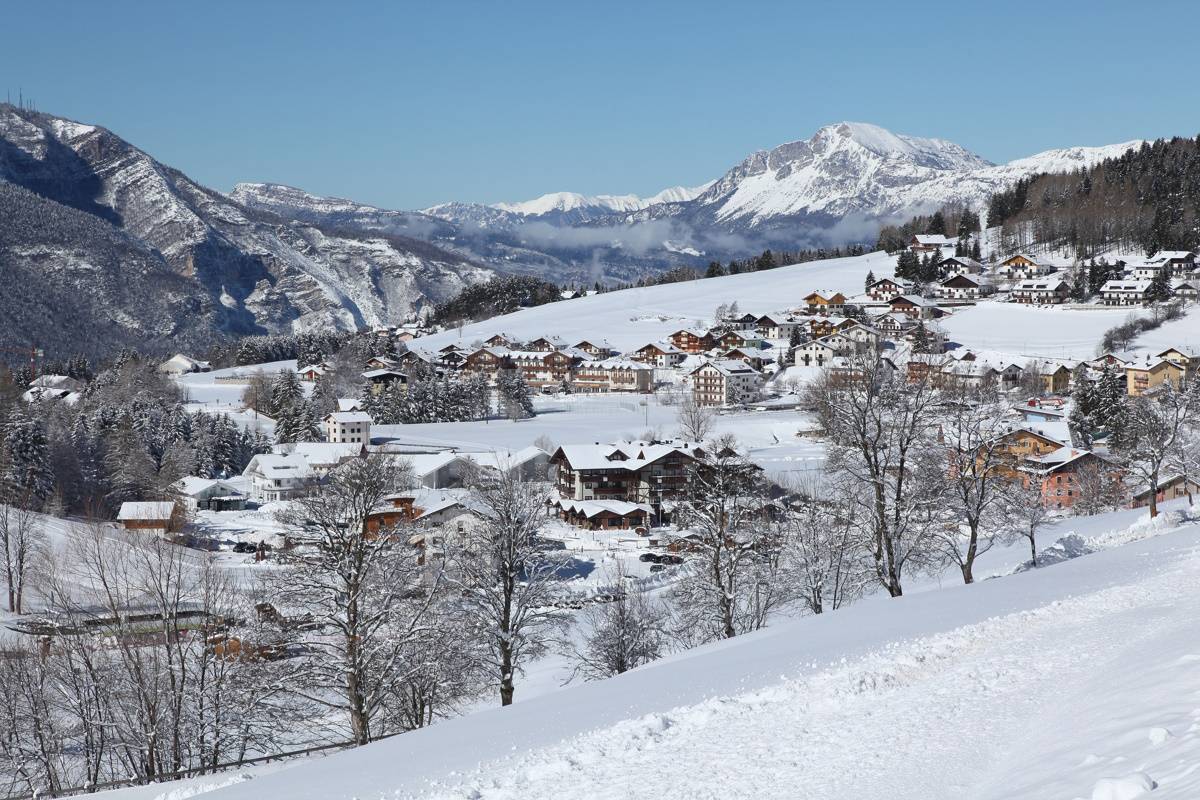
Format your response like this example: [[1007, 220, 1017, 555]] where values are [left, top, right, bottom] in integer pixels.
[[1023, 447, 1122, 510], [573, 339, 616, 358], [628, 342, 686, 369], [669, 328, 717, 354], [803, 290, 847, 313], [936, 274, 990, 301], [889, 295, 942, 319], [866, 278, 909, 302], [572, 359, 653, 393]]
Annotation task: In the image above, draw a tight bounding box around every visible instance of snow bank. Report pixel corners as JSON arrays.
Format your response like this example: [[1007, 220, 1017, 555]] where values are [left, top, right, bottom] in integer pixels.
[[1090, 772, 1155, 800]]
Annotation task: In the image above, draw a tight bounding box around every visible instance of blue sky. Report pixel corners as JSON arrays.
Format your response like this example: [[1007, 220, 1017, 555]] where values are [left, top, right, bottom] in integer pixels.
[[3, 1, 1198, 210]]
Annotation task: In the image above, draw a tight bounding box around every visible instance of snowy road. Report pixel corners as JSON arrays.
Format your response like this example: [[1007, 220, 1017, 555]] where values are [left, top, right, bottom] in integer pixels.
[[416, 535, 1200, 799]]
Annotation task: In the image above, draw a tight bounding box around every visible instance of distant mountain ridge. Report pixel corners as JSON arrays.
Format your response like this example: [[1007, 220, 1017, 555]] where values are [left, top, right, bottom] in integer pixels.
[[413, 122, 1143, 266], [0, 105, 492, 358], [0, 107, 1152, 358]]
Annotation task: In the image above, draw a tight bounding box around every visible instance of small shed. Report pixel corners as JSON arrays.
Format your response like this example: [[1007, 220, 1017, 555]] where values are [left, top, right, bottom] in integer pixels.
[[116, 501, 183, 534]]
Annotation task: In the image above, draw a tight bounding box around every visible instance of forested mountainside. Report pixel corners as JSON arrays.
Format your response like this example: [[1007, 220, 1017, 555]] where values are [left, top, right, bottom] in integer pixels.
[[0, 181, 218, 359], [987, 135, 1200, 257], [0, 104, 491, 360]]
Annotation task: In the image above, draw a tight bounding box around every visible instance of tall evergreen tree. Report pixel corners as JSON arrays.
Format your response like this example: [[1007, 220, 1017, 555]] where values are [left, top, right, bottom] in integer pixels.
[[2, 413, 54, 508]]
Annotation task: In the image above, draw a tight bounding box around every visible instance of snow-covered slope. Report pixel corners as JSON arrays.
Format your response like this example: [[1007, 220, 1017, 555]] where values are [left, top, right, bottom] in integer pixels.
[[412, 250, 894, 353], [190, 505, 1200, 800]]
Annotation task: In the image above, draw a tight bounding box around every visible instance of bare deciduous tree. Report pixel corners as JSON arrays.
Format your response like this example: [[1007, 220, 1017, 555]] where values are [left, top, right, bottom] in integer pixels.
[[0, 500, 44, 613], [677, 394, 715, 442], [1113, 382, 1197, 517], [448, 470, 567, 706], [1002, 479, 1053, 566], [935, 389, 1017, 583], [806, 356, 945, 597], [668, 436, 773, 643], [775, 478, 870, 615], [274, 454, 441, 745], [568, 566, 667, 681]]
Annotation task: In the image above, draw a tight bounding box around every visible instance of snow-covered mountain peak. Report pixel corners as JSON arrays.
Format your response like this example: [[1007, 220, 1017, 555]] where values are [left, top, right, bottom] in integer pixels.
[[491, 183, 713, 218], [812, 121, 993, 170]]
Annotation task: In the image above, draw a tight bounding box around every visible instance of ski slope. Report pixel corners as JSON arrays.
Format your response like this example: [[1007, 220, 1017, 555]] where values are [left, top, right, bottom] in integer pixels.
[[414, 251, 894, 353], [187, 503, 1200, 800]]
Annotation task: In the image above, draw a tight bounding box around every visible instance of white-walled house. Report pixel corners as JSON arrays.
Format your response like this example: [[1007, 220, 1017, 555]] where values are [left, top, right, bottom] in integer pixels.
[[1011, 275, 1069, 304], [324, 411, 372, 444], [690, 359, 763, 407], [792, 339, 838, 367], [937, 274, 991, 300], [242, 454, 314, 502], [1099, 279, 1153, 306]]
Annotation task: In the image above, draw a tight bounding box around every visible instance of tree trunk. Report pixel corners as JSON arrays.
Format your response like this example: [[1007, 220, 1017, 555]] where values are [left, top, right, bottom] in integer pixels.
[[1029, 531, 1038, 567], [499, 642, 514, 706], [348, 666, 369, 745], [961, 525, 978, 585]]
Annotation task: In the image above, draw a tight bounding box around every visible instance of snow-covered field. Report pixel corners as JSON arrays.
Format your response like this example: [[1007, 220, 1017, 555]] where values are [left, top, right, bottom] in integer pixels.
[[145, 501, 1200, 800], [940, 304, 1140, 359], [374, 393, 825, 482]]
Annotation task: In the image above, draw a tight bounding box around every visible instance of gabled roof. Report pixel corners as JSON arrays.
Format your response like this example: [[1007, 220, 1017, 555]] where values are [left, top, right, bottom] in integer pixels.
[[1100, 279, 1152, 292], [891, 294, 935, 307], [587, 358, 653, 371], [243, 453, 314, 481], [174, 477, 244, 498], [804, 289, 847, 301], [551, 498, 652, 518], [631, 341, 685, 356], [326, 411, 372, 424], [117, 501, 177, 521], [1013, 275, 1068, 291], [691, 358, 761, 377], [552, 440, 702, 472], [1024, 446, 1109, 474]]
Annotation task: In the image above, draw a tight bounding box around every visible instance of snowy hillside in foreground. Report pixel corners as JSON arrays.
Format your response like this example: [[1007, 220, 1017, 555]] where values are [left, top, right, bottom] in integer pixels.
[[170, 505, 1200, 800]]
